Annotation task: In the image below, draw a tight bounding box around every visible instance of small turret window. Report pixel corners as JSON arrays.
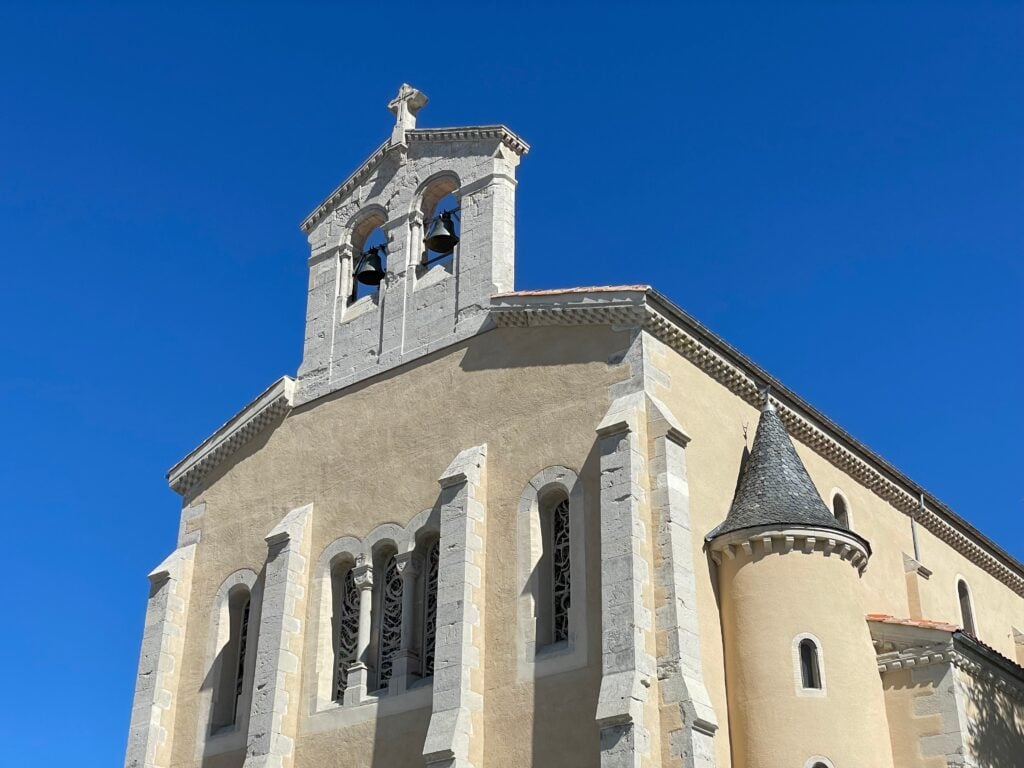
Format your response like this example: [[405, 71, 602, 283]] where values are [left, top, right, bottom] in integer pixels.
[[831, 492, 850, 529], [957, 579, 976, 636], [799, 639, 821, 689]]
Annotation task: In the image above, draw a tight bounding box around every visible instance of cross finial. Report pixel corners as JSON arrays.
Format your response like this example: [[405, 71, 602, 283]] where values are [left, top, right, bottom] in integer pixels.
[[388, 83, 428, 146]]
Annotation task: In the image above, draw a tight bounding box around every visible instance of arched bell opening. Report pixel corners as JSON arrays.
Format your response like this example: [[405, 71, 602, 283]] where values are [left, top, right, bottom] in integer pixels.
[[419, 176, 460, 274], [349, 212, 388, 304]]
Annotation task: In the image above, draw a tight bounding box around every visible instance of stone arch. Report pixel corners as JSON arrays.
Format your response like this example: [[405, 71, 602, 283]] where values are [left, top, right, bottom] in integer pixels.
[[195, 568, 261, 760], [309, 537, 365, 713], [516, 465, 588, 679], [792, 631, 827, 697]]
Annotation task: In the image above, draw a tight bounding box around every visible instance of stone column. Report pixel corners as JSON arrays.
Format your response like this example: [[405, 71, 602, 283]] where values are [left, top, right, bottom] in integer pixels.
[[389, 552, 422, 694], [595, 394, 657, 768], [423, 444, 488, 768], [244, 504, 314, 768], [124, 544, 197, 768], [344, 561, 374, 705], [647, 395, 717, 768], [297, 247, 340, 402]]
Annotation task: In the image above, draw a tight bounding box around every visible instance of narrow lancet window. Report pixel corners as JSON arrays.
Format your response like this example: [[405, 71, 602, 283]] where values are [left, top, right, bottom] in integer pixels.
[[332, 566, 360, 701], [551, 498, 571, 643], [799, 639, 822, 690], [212, 585, 253, 730], [958, 579, 976, 636], [377, 554, 403, 689], [832, 493, 850, 528], [421, 539, 440, 677]]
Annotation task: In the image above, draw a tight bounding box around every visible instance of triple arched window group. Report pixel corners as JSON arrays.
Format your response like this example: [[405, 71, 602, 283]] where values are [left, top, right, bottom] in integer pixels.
[[331, 535, 441, 701]]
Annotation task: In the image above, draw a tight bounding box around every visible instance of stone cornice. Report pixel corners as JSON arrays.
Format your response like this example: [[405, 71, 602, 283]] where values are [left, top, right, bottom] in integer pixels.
[[707, 525, 870, 574], [167, 377, 295, 497], [870, 617, 1024, 700], [300, 125, 528, 234], [489, 288, 1024, 596]]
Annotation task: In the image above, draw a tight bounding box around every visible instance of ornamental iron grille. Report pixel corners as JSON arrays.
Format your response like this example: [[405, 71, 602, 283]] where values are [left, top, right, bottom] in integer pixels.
[[234, 598, 251, 718], [333, 568, 360, 701], [377, 555, 403, 689], [552, 498, 571, 643], [422, 540, 440, 677]]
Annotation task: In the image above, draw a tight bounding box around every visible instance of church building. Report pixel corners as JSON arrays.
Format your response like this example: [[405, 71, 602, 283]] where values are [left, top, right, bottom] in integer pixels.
[[125, 86, 1024, 768]]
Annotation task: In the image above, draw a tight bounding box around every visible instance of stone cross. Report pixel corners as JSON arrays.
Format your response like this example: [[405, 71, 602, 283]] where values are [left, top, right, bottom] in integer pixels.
[[389, 83, 428, 146]]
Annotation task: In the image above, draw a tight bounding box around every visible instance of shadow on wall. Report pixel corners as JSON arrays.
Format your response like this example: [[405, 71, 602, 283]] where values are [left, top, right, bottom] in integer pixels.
[[531, 443, 603, 768], [966, 673, 1024, 766]]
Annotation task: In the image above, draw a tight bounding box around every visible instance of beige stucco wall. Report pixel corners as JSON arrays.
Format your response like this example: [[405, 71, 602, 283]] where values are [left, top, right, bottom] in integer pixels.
[[169, 323, 633, 768], [646, 331, 1024, 766], [717, 548, 895, 768], [880, 667, 947, 768], [159, 319, 1024, 768]]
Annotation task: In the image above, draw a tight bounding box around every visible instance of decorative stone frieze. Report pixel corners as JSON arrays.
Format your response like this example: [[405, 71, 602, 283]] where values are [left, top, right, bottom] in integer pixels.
[[244, 504, 314, 768], [423, 444, 488, 768], [707, 527, 870, 574], [491, 287, 1024, 598], [167, 377, 294, 497], [125, 544, 197, 768]]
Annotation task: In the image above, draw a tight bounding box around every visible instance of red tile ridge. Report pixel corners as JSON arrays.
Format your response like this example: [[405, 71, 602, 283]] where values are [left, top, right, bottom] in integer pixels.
[[492, 285, 651, 298], [866, 613, 959, 632]]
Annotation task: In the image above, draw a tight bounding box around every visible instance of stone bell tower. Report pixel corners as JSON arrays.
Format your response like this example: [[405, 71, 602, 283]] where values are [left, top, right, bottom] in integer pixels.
[[296, 84, 529, 405]]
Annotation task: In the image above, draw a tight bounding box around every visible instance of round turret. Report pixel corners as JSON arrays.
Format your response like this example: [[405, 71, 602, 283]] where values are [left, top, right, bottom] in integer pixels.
[[707, 399, 894, 768]]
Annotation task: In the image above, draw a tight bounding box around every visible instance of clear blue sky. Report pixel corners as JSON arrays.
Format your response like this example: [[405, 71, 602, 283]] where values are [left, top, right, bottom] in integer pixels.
[[1, 3, 1020, 764]]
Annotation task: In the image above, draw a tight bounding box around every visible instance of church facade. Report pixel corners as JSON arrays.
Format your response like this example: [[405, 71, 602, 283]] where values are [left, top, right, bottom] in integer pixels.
[[125, 86, 1024, 768]]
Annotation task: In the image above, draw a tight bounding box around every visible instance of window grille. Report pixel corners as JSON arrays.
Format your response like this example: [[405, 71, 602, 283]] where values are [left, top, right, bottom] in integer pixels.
[[233, 599, 251, 717], [333, 569, 360, 701], [422, 540, 440, 676], [552, 498, 571, 643], [377, 555, 403, 688]]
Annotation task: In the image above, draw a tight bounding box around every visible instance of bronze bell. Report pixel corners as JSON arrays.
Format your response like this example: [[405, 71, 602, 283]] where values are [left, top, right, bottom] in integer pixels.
[[424, 213, 459, 254], [355, 248, 386, 286]]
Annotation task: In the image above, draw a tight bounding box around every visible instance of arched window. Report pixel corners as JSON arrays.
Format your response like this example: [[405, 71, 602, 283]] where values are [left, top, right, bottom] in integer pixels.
[[537, 493, 571, 648], [832, 492, 850, 528], [420, 537, 440, 678], [958, 579, 976, 635], [351, 224, 388, 304], [212, 585, 252, 729], [799, 639, 822, 690], [374, 549, 403, 690], [331, 560, 360, 702]]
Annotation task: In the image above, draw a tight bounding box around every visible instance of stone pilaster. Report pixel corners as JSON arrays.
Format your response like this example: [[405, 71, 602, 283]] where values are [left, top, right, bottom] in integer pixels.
[[244, 504, 314, 768], [390, 552, 422, 694], [124, 543, 197, 768], [345, 562, 374, 705], [423, 444, 488, 768], [596, 394, 658, 768], [646, 396, 717, 768]]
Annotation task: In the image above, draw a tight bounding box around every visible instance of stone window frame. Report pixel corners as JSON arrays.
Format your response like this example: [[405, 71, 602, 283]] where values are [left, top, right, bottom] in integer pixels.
[[305, 510, 439, 728], [829, 487, 854, 530], [194, 568, 261, 760], [516, 465, 588, 680], [804, 758, 835, 768], [792, 632, 827, 698], [955, 575, 977, 636], [341, 204, 389, 316], [412, 170, 461, 289]]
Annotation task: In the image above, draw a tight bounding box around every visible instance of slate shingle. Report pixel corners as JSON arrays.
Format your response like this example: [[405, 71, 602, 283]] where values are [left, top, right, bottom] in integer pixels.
[[707, 399, 851, 540]]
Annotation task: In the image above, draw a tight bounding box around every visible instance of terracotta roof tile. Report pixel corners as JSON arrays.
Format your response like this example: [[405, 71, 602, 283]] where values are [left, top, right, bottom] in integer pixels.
[[866, 613, 959, 632], [492, 285, 650, 298]]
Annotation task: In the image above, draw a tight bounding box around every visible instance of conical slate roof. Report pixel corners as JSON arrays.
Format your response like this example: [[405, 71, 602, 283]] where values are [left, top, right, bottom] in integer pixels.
[[707, 399, 850, 541]]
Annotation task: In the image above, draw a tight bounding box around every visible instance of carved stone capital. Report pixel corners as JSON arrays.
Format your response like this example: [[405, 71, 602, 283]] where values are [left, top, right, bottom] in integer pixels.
[[352, 563, 373, 590]]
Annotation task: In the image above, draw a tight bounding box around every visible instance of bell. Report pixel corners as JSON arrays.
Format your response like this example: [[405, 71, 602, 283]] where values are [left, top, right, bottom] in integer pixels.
[[355, 248, 386, 286], [424, 213, 459, 254]]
